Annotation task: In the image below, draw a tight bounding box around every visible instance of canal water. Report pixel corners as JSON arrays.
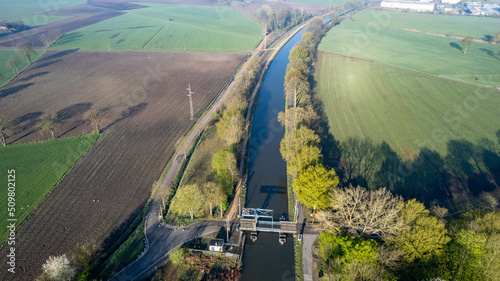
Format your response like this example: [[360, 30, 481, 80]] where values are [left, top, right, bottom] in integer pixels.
[[240, 28, 305, 281]]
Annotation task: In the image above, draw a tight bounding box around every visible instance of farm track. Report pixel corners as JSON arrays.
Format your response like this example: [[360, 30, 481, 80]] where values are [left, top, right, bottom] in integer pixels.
[[0, 50, 246, 280]]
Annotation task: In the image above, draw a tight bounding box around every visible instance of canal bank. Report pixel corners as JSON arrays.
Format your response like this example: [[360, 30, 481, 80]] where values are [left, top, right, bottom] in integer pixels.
[[240, 25, 306, 281]]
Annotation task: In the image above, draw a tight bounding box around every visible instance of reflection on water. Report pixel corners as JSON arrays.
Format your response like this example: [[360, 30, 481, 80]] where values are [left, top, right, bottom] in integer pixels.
[[241, 29, 305, 281]]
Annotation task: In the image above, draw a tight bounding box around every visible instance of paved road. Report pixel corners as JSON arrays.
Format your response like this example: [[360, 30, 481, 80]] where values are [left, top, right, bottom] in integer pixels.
[[111, 220, 225, 281], [110, 62, 245, 280], [110, 17, 318, 281]]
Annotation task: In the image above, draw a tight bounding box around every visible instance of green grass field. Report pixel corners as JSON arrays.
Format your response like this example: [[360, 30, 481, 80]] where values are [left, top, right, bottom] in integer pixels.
[[0, 135, 98, 242], [353, 10, 500, 40], [315, 52, 500, 159], [0, 0, 83, 25], [51, 3, 263, 52], [287, 0, 348, 7], [0, 50, 44, 87], [319, 21, 500, 87]]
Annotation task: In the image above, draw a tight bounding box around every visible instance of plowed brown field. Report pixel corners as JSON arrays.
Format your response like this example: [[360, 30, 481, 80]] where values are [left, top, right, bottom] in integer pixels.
[[0, 50, 246, 279]]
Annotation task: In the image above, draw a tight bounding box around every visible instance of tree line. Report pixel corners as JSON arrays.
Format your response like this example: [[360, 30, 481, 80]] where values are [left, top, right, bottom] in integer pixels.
[[0, 109, 104, 147], [167, 55, 262, 221], [278, 11, 499, 281]]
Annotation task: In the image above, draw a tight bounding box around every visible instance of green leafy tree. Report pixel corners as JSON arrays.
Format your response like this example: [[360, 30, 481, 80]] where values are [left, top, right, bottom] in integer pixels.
[[223, 90, 248, 113], [212, 149, 238, 195], [288, 145, 321, 177], [318, 232, 387, 280], [280, 126, 320, 163], [170, 185, 204, 219], [293, 164, 339, 211], [201, 182, 226, 217], [216, 111, 244, 146], [289, 45, 310, 64], [284, 68, 307, 86], [0, 115, 13, 146], [461, 37, 474, 55], [393, 199, 450, 262], [287, 59, 310, 76]]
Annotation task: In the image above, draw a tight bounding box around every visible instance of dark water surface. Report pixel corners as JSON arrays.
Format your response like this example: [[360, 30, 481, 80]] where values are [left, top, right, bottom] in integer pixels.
[[240, 29, 305, 281]]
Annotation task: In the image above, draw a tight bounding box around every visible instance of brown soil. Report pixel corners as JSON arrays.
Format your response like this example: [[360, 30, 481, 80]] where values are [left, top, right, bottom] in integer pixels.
[[0, 50, 246, 280]]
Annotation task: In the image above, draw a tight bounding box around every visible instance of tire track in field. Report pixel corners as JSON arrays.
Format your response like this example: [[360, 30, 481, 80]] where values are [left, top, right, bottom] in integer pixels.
[[141, 26, 164, 49]]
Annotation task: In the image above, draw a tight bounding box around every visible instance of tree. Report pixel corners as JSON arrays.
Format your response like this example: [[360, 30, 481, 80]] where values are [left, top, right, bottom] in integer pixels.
[[393, 199, 450, 262], [42, 254, 75, 281], [461, 37, 474, 55], [287, 58, 310, 76], [317, 186, 403, 238], [202, 182, 226, 217], [285, 75, 309, 108], [284, 68, 307, 86], [318, 232, 389, 281], [212, 149, 238, 195], [85, 110, 103, 133], [16, 42, 35, 65], [492, 31, 500, 44], [288, 145, 322, 177], [293, 164, 339, 211], [280, 126, 320, 163], [6, 56, 20, 76], [224, 90, 248, 113], [216, 111, 244, 146], [37, 114, 56, 139], [40, 28, 62, 47], [0, 116, 13, 146], [278, 107, 317, 130], [289, 45, 311, 64], [171, 185, 204, 219]]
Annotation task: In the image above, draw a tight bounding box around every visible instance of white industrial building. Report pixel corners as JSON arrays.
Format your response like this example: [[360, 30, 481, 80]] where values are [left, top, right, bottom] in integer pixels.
[[380, 1, 435, 12], [442, 0, 461, 4]]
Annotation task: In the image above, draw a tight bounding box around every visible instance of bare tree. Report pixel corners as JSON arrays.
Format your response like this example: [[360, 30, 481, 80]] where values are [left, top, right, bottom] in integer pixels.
[[317, 186, 403, 238], [40, 28, 62, 47], [6, 56, 20, 76], [37, 114, 56, 139], [0, 116, 14, 146], [462, 37, 474, 55], [16, 42, 35, 65], [85, 110, 103, 133]]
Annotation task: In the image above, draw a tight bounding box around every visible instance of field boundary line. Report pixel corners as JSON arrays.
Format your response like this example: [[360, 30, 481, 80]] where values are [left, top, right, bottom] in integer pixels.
[[0, 134, 99, 246]]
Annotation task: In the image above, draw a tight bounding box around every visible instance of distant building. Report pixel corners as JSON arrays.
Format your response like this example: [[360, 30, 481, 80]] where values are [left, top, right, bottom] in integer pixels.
[[209, 239, 224, 252], [381, 1, 435, 12], [465, 2, 500, 15], [442, 0, 461, 4]]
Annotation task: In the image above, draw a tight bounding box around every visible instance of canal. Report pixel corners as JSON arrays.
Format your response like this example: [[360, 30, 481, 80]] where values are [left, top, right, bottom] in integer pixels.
[[240, 28, 306, 281]]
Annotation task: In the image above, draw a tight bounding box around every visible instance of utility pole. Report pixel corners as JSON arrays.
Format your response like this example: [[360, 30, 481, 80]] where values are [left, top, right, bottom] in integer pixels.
[[263, 25, 267, 49], [186, 84, 194, 120], [226, 216, 230, 243], [329, 0, 332, 12], [220, 202, 223, 219]]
